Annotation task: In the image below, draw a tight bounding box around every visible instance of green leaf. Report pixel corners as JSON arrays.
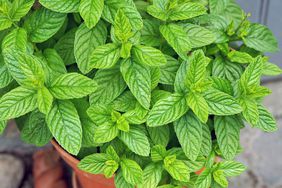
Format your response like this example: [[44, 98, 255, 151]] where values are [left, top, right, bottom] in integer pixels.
[[156, 185, 177, 188], [218, 161, 247, 177], [1, 28, 27, 52], [246, 86, 272, 99], [210, 77, 233, 95], [74, 21, 107, 73], [78, 153, 111, 174], [94, 123, 119, 143], [0, 1, 12, 30], [209, 0, 243, 27], [87, 104, 113, 126], [102, 0, 143, 30], [165, 147, 191, 160], [115, 170, 134, 188], [174, 111, 203, 160], [103, 159, 119, 178], [0, 55, 13, 89], [227, 51, 254, 64], [263, 62, 282, 76], [20, 110, 52, 146], [112, 91, 137, 112], [46, 100, 82, 155], [0, 1, 10, 15], [208, 0, 226, 14], [120, 58, 151, 109], [0, 13, 12, 31], [164, 157, 190, 182], [213, 170, 228, 188], [160, 24, 191, 59], [181, 23, 215, 48], [239, 98, 259, 125], [147, 125, 170, 147], [90, 67, 127, 105], [37, 86, 53, 114], [192, 14, 228, 32], [205, 152, 215, 169], [203, 89, 242, 115], [40, 48, 67, 85], [24, 8, 66, 43], [123, 103, 148, 125], [106, 145, 120, 162], [212, 56, 243, 82], [214, 116, 241, 160], [254, 104, 278, 132], [183, 158, 205, 173], [54, 28, 76, 65], [3, 51, 45, 88], [72, 99, 97, 147], [159, 55, 180, 85], [114, 9, 133, 42], [201, 124, 212, 156], [147, 93, 189, 127], [147, 0, 169, 21], [140, 163, 163, 188], [243, 23, 279, 52], [195, 169, 212, 188], [120, 42, 133, 58], [10, 0, 34, 21], [119, 126, 150, 156], [186, 50, 209, 86], [186, 92, 209, 123], [174, 60, 189, 93], [169, 2, 206, 21], [240, 57, 264, 89], [39, 0, 80, 13], [141, 19, 162, 47], [151, 145, 167, 162], [120, 158, 143, 185], [49, 73, 97, 100], [79, 0, 104, 29], [0, 86, 37, 121], [151, 67, 161, 90], [132, 45, 167, 66], [90, 43, 121, 69], [217, 42, 230, 55]]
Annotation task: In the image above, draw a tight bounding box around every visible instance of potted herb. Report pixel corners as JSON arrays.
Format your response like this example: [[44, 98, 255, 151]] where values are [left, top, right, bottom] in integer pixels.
[[0, 0, 281, 187]]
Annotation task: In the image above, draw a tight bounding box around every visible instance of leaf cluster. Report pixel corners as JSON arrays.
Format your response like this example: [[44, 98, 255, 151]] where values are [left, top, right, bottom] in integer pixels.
[[0, 0, 281, 187]]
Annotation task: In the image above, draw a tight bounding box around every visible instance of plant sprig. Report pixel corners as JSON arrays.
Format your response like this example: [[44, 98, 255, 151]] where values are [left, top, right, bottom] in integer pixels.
[[0, 0, 281, 187]]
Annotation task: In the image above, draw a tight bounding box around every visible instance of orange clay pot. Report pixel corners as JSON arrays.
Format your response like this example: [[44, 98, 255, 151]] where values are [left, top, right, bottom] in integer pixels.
[[52, 139, 206, 188], [33, 148, 68, 188], [72, 172, 79, 188], [51, 139, 115, 188]]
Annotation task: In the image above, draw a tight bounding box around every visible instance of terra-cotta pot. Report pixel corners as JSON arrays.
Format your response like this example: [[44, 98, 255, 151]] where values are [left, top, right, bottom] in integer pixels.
[[33, 148, 68, 188], [52, 139, 206, 188], [51, 139, 115, 188]]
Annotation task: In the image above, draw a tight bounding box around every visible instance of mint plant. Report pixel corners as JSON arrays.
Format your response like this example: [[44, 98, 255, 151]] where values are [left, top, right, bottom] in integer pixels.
[[0, 0, 281, 187]]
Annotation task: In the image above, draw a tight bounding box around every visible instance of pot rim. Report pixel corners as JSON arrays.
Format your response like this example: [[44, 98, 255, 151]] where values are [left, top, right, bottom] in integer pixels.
[[51, 138, 116, 187], [51, 139, 80, 166]]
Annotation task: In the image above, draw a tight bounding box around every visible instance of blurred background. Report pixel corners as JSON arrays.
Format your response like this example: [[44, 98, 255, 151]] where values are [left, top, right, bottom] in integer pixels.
[[0, 0, 281, 188]]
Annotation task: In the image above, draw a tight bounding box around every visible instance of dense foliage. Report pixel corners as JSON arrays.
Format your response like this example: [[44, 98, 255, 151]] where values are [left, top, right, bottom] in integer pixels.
[[0, 0, 281, 187]]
